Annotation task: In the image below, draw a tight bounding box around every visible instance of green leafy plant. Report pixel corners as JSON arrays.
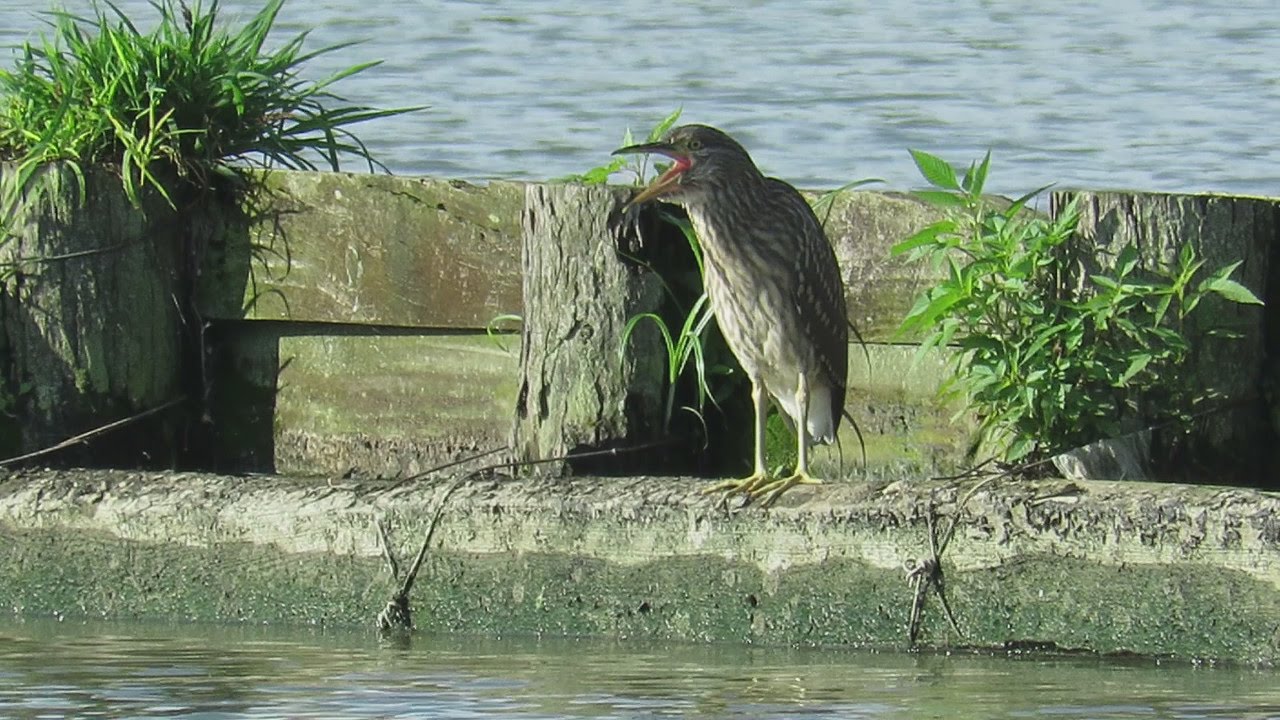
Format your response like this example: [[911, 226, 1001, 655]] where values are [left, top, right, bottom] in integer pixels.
[[484, 313, 522, 353], [894, 149, 1263, 462], [619, 209, 728, 432], [0, 0, 418, 217], [559, 107, 682, 185]]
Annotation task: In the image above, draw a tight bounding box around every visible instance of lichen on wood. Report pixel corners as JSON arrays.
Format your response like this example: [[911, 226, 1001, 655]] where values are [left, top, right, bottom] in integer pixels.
[[0, 163, 184, 462], [512, 184, 669, 473]]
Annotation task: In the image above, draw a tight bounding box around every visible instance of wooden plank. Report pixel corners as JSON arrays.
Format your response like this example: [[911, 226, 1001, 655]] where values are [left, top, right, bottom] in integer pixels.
[[198, 172, 524, 329], [812, 190, 950, 342], [197, 173, 947, 338], [210, 326, 519, 477], [209, 321, 971, 481]]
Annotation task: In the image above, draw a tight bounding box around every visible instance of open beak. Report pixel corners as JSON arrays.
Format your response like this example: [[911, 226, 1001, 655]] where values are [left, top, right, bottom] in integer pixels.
[[611, 141, 691, 206]]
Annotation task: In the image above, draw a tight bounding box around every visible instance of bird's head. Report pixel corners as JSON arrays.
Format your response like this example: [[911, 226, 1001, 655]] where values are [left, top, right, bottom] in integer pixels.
[[612, 124, 758, 206]]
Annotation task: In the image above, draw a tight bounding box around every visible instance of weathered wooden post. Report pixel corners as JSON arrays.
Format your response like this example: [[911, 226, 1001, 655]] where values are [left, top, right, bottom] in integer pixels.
[[0, 163, 185, 462], [1052, 190, 1276, 480], [512, 183, 670, 474]]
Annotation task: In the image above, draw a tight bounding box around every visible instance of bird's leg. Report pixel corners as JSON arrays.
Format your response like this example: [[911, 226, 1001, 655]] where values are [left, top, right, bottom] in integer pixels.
[[703, 377, 770, 496], [751, 371, 822, 505]]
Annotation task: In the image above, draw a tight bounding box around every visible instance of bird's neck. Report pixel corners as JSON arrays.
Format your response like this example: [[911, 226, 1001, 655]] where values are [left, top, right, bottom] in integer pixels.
[[682, 172, 766, 255]]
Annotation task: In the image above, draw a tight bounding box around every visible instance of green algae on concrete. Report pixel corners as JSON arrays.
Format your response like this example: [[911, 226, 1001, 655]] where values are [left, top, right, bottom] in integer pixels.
[[1, 468, 1277, 664]]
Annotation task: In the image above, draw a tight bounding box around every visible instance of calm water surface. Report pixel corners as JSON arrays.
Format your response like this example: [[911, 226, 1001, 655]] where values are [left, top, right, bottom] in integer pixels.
[[2, 1, 1279, 196], [1, 617, 1278, 719]]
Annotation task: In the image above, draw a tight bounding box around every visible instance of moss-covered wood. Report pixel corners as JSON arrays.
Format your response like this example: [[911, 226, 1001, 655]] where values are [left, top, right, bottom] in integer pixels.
[[0, 163, 184, 462], [193, 175, 946, 340], [208, 325, 518, 477], [198, 172, 525, 329], [512, 183, 668, 473], [813, 190, 949, 341], [2, 468, 1277, 664], [837, 343, 974, 479]]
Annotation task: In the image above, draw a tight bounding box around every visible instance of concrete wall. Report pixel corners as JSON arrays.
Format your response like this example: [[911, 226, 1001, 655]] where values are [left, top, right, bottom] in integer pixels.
[[2, 468, 1277, 664]]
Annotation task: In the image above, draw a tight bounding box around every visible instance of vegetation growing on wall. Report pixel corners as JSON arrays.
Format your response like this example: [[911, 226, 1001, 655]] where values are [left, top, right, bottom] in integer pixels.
[[0, 0, 416, 217], [0, 0, 416, 465], [895, 150, 1263, 464]]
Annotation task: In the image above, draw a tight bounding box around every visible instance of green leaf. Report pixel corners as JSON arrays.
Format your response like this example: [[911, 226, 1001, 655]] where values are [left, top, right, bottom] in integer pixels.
[[911, 190, 967, 208], [1115, 244, 1139, 278], [961, 150, 991, 198], [908, 149, 960, 191], [890, 224, 946, 256], [1204, 278, 1264, 305], [1118, 353, 1153, 385], [484, 313, 523, 352], [1004, 183, 1054, 219], [814, 177, 885, 225], [561, 156, 626, 184], [1152, 292, 1174, 326], [647, 106, 683, 142], [1178, 240, 1195, 270], [1090, 274, 1120, 291]]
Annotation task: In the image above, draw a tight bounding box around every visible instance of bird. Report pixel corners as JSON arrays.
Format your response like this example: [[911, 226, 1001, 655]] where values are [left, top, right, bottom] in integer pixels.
[[613, 124, 849, 505]]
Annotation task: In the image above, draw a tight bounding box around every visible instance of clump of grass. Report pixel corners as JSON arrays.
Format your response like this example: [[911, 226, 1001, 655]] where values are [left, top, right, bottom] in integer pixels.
[[0, 0, 418, 212]]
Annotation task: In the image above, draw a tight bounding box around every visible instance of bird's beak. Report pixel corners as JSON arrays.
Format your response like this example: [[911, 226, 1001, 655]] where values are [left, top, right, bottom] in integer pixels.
[[611, 141, 691, 206]]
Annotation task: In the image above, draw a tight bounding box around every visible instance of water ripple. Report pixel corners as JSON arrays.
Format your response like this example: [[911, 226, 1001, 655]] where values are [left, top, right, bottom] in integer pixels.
[[0, 0, 1277, 196]]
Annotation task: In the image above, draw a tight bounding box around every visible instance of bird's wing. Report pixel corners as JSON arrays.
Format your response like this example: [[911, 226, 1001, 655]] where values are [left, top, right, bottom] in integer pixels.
[[765, 178, 850, 422]]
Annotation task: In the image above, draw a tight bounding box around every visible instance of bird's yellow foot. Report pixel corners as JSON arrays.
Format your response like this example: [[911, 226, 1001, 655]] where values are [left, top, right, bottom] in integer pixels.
[[750, 470, 822, 506], [702, 471, 770, 498]]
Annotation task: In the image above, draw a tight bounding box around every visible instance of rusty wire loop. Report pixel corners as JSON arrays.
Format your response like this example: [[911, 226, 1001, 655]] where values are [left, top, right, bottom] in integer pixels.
[[902, 475, 1000, 647], [903, 510, 963, 647]]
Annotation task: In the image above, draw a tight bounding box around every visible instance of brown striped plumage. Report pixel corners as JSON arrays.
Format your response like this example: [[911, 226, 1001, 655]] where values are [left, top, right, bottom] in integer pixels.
[[613, 124, 849, 504]]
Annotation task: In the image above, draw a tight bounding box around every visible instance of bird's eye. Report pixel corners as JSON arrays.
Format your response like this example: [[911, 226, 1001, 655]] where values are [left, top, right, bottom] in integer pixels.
[[688, 138, 702, 150]]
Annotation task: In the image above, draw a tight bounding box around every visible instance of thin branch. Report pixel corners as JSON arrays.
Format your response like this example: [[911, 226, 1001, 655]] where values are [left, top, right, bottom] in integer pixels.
[[382, 446, 508, 492], [0, 397, 186, 468], [0, 242, 133, 269]]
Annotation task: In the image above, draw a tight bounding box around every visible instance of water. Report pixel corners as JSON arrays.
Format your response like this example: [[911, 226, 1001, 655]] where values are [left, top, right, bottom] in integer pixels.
[[2, 1, 1279, 197], [1, 618, 1278, 719]]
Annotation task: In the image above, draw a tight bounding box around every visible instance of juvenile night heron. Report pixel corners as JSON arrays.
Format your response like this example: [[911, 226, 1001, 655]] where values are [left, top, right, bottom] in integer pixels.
[[613, 124, 849, 504]]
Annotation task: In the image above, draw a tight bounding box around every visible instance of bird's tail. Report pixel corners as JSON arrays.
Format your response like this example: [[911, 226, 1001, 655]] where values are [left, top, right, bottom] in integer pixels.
[[774, 382, 846, 445]]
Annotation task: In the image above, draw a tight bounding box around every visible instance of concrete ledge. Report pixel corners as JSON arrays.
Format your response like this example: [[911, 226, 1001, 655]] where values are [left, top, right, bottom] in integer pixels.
[[1, 469, 1277, 664]]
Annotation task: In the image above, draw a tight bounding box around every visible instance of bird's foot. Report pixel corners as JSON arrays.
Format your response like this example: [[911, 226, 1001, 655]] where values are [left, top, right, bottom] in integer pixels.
[[702, 470, 771, 498], [751, 470, 822, 507]]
